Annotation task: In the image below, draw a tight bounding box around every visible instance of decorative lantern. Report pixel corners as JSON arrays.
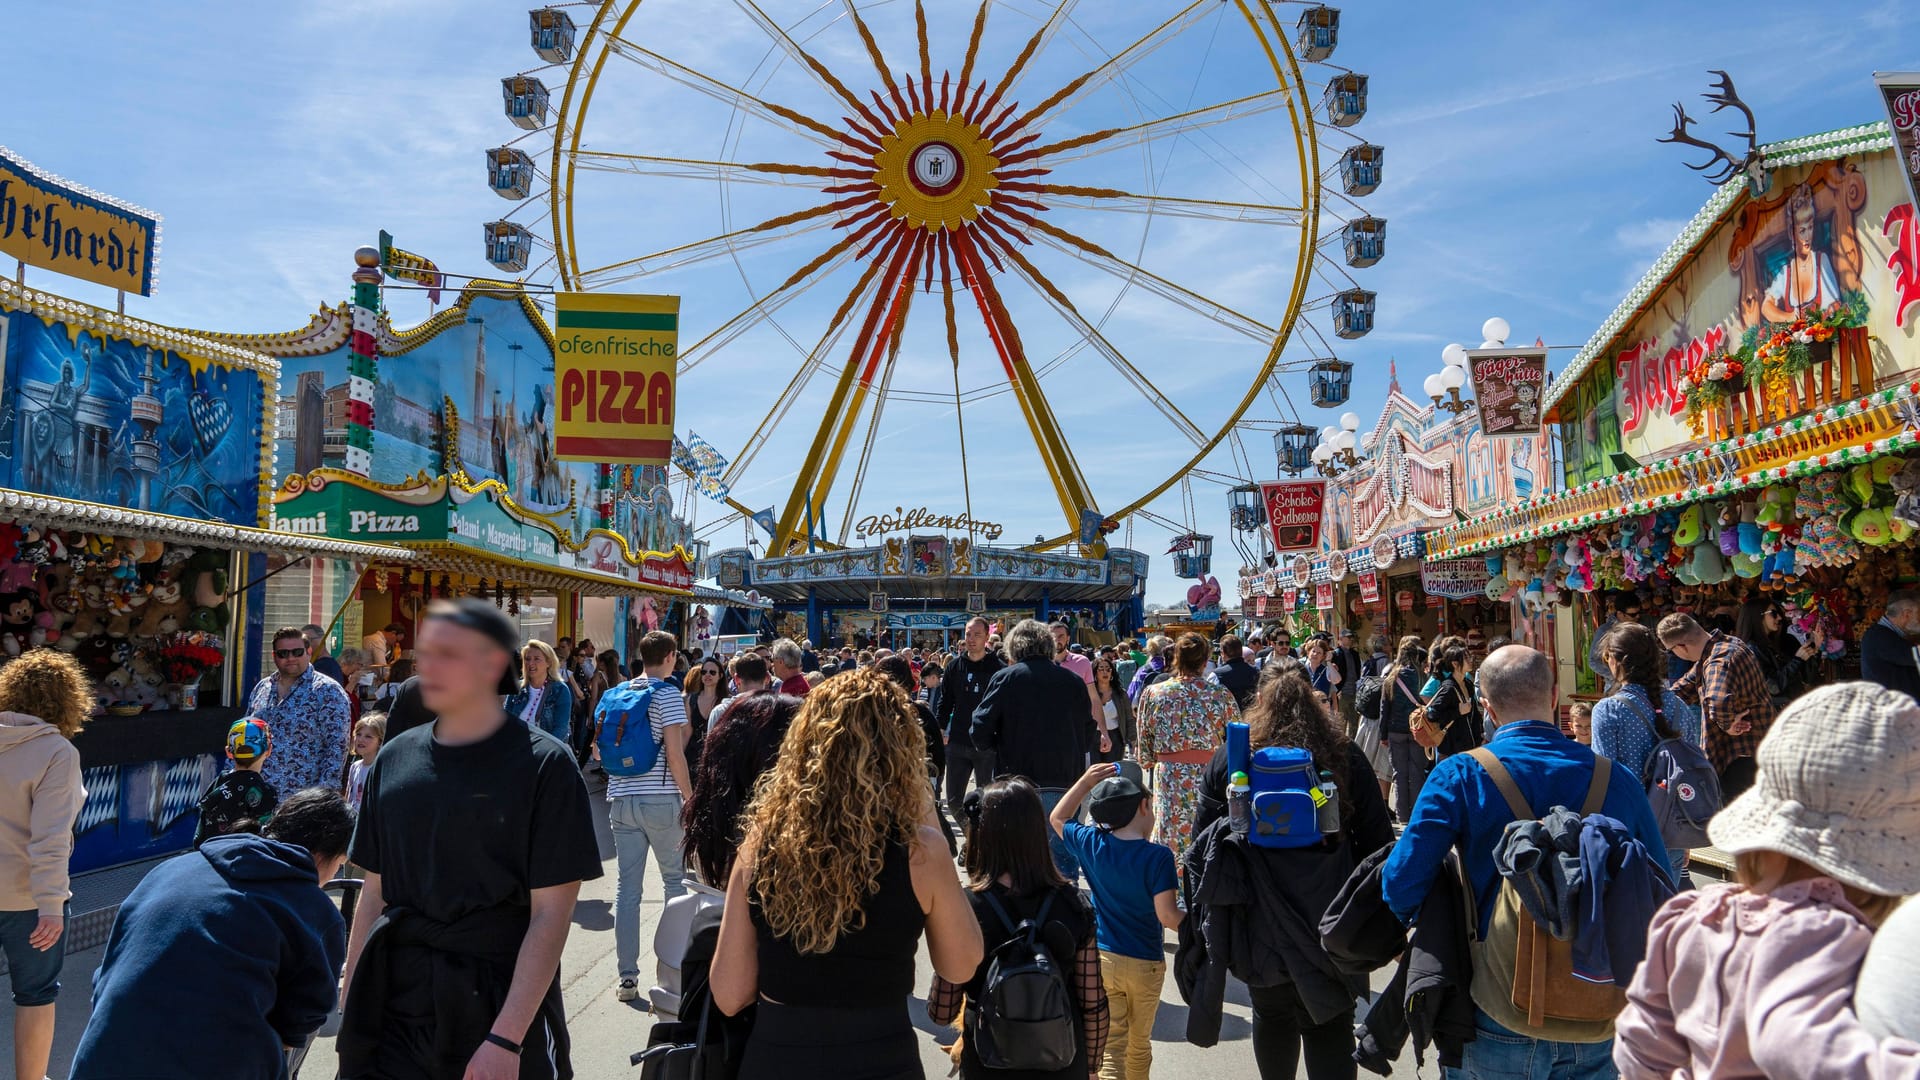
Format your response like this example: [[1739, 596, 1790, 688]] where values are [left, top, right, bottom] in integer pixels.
[[1339, 144, 1384, 196], [1274, 424, 1316, 474], [1309, 359, 1354, 406], [487, 147, 534, 200], [1294, 5, 1340, 62], [1341, 217, 1386, 267], [1227, 485, 1265, 533], [483, 221, 532, 272], [1332, 289, 1376, 339], [529, 7, 578, 63], [501, 75, 551, 129], [1322, 73, 1369, 127]]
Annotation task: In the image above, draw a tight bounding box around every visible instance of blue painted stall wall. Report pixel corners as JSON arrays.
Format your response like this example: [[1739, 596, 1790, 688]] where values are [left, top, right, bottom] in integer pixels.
[[1, 311, 265, 525], [71, 755, 218, 873]]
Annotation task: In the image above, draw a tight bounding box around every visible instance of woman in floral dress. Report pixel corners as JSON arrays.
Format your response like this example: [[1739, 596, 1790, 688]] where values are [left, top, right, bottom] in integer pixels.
[[1136, 632, 1240, 868]]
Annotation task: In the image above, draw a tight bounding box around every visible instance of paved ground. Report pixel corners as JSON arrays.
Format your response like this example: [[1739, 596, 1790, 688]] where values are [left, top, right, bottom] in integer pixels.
[[4, 775, 1425, 1079]]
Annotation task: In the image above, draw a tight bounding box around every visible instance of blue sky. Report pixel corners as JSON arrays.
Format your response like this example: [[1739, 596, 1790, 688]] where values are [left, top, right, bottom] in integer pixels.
[[11, 1, 1919, 606]]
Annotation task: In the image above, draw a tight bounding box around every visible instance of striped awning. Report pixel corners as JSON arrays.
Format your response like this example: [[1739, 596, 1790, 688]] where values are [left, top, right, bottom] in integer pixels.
[[0, 488, 417, 563]]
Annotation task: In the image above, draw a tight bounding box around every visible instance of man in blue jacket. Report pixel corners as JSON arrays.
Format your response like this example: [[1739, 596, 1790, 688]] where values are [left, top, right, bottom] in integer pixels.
[[71, 788, 353, 1078], [1381, 645, 1669, 1079]]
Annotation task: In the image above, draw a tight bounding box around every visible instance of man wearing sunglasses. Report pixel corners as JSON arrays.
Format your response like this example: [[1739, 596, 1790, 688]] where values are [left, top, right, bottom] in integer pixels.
[[245, 626, 350, 800]]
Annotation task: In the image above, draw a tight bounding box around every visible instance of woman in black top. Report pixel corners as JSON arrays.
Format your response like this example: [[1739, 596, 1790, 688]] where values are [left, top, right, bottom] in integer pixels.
[[1378, 637, 1429, 824], [1191, 662, 1394, 1080], [927, 778, 1108, 1078], [1733, 597, 1821, 708], [711, 670, 983, 1079], [679, 691, 799, 887], [1427, 646, 1480, 759], [1091, 656, 1135, 763]]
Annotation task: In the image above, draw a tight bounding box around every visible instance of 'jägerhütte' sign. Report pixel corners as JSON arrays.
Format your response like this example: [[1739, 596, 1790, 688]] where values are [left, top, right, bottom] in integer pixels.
[[1259, 480, 1326, 551], [1876, 72, 1920, 211], [1466, 346, 1549, 439]]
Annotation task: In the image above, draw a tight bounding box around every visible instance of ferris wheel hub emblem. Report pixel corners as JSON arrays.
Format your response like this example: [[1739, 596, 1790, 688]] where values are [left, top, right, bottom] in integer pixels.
[[872, 113, 1001, 231], [909, 142, 963, 194]]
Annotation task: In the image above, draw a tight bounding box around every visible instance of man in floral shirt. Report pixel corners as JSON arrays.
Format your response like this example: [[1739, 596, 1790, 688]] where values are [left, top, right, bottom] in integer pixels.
[[246, 626, 351, 795]]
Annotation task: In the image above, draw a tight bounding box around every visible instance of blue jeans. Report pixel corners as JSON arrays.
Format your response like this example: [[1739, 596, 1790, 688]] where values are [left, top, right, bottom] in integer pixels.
[[611, 793, 686, 980], [0, 907, 65, 1006], [1448, 1008, 1617, 1080], [1036, 789, 1081, 884]]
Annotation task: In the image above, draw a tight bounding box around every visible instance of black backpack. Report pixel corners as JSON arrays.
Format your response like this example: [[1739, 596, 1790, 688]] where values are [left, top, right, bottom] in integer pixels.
[[969, 892, 1075, 1071]]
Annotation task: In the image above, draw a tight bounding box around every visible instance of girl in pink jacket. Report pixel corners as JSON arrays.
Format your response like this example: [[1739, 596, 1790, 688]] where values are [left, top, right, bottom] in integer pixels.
[[1615, 682, 1920, 1078]]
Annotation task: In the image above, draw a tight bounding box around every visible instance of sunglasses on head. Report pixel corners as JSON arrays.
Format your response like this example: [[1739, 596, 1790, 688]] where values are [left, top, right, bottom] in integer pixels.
[[274, 647, 306, 659]]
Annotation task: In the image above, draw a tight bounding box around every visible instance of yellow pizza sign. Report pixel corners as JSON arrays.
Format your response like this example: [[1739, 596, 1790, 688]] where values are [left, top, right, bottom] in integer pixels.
[[553, 292, 678, 466], [0, 148, 159, 296]]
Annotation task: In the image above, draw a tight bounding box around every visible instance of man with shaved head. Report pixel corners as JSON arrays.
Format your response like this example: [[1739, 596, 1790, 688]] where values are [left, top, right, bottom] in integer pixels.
[[1380, 645, 1671, 1073]]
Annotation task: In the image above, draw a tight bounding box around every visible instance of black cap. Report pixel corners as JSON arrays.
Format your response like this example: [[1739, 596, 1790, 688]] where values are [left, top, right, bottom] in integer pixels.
[[1087, 776, 1147, 829], [426, 598, 522, 696]]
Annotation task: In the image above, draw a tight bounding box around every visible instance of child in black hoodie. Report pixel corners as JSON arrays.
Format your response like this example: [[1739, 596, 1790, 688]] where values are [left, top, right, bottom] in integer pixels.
[[72, 789, 352, 1078]]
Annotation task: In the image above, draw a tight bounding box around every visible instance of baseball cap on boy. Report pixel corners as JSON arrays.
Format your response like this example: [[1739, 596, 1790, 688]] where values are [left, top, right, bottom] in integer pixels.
[[227, 717, 271, 763], [1087, 775, 1147, 829]]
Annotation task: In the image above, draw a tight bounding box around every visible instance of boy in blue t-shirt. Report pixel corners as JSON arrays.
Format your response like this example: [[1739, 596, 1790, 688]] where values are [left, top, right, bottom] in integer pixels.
[[1051, 762, 1182, 1079]]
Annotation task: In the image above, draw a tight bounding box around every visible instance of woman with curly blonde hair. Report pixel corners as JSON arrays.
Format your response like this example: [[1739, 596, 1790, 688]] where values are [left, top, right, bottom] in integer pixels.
[[712, 668, 982, 1078], [0, 649, 88, 1080]]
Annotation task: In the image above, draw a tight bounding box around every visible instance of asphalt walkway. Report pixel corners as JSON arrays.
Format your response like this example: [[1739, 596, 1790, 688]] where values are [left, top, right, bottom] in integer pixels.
[[5, 773, 1425, 1079]]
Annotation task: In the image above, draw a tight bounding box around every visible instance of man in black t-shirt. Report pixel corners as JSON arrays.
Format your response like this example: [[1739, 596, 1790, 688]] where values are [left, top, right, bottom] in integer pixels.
[[338, 600, 603, 1080], [937, 616, 1004, 812]]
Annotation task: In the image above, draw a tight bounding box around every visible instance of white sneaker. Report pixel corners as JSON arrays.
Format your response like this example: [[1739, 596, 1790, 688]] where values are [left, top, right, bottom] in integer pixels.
[[617, 978, 640, 1002]]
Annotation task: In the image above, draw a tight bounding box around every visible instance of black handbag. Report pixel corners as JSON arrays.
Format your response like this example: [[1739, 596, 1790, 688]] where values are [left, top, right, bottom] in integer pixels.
[[634, 999, 716, 1080]]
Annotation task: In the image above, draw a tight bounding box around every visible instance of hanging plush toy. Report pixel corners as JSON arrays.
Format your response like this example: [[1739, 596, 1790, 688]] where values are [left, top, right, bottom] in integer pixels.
[[1671, 504, 1705, 548], [1716, 503, 1740, 556]]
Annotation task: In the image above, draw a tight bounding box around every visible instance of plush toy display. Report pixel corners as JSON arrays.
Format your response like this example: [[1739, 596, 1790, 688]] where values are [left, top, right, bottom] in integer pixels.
[[0, 529, 227, 713]]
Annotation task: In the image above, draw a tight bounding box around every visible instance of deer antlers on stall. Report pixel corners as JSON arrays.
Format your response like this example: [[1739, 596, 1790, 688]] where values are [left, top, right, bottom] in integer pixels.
[[1657, 70, 1764, 189]]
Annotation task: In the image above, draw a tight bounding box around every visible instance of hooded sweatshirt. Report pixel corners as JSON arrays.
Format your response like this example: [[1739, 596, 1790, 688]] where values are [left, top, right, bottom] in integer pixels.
[[71, 834, 346, 1079], [0, 710, 83, 915]]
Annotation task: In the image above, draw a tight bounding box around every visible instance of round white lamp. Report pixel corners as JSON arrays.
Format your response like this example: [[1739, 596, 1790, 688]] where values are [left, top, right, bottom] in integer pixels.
[[1442, 342, 1468, 368], [1439, 364, 1467, 391], [1481, 317, 1510, 346], [1423, 373, 1446, 398], [1339, 411, 1361, 431]]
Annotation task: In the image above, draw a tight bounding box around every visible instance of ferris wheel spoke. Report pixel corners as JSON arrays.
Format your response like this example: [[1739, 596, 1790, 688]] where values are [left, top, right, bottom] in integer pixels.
[[676, 229, 868, 376], [980, 0, 1080, 126], [729, 0, 892, 138], [721, 246, 891, 488], [1004, 89, 1291, 168], [949, 227, 1095, 529], [1000, 183, 1302, 226], [915, 0, 935, 111], [1007, 210, 1276, 342], [969, 221, 1207, 447], [839, 0, 912, 122], [578, 203, 845, 287], [601, 34, 860, 153], [836, 283, 913, 545], [996, 0, 1217, 144], [771, 225, 926, 551], [955, 0, 992, 104], [567, 151, 856, 188]]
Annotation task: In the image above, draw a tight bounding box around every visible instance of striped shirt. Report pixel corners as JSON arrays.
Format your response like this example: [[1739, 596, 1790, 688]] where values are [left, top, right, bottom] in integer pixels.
[[606, 677, 687, 800]]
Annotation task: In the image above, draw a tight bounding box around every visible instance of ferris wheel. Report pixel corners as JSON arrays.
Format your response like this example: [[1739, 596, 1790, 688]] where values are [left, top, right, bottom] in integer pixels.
[[486, 1, 1381, 557]]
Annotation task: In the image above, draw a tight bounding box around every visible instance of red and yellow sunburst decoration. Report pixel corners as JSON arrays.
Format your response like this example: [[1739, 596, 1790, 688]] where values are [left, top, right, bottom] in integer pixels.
[[548, 0, 1323, 555]]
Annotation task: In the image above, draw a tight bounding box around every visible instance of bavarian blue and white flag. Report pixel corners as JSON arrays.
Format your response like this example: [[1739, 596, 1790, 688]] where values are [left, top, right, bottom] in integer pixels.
[[672, 431, 732, 502]]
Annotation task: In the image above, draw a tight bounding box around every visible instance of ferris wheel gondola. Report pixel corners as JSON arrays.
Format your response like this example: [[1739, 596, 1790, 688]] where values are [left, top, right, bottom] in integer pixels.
[[486, 1, 1383, 556]]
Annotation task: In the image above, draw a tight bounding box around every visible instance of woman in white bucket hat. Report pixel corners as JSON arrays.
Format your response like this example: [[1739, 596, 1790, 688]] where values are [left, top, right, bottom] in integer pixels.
[[1616, 681, 1920, 1078]]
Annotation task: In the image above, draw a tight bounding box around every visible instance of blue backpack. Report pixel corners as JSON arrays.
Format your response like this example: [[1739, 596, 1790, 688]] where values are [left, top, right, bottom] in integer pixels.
[[1247, 747, 1322, 849], [595, 679, 662, 778]]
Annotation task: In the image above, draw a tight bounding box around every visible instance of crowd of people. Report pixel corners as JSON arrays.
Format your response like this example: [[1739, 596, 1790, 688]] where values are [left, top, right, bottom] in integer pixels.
[[0, 600, 1917, 1079]]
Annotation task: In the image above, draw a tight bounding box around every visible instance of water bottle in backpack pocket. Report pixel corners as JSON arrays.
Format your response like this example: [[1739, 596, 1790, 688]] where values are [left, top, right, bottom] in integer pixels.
[[1247, 747, 1322, 849]]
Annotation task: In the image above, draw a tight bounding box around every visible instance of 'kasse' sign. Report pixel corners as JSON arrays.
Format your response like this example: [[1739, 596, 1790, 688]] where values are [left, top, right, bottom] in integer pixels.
[[554, 292, 678, 466]]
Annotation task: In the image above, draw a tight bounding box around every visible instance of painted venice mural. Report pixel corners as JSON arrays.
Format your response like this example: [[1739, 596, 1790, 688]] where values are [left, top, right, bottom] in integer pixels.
[[1565, 151, 1920, 484], [263, 285, 693, 580]]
